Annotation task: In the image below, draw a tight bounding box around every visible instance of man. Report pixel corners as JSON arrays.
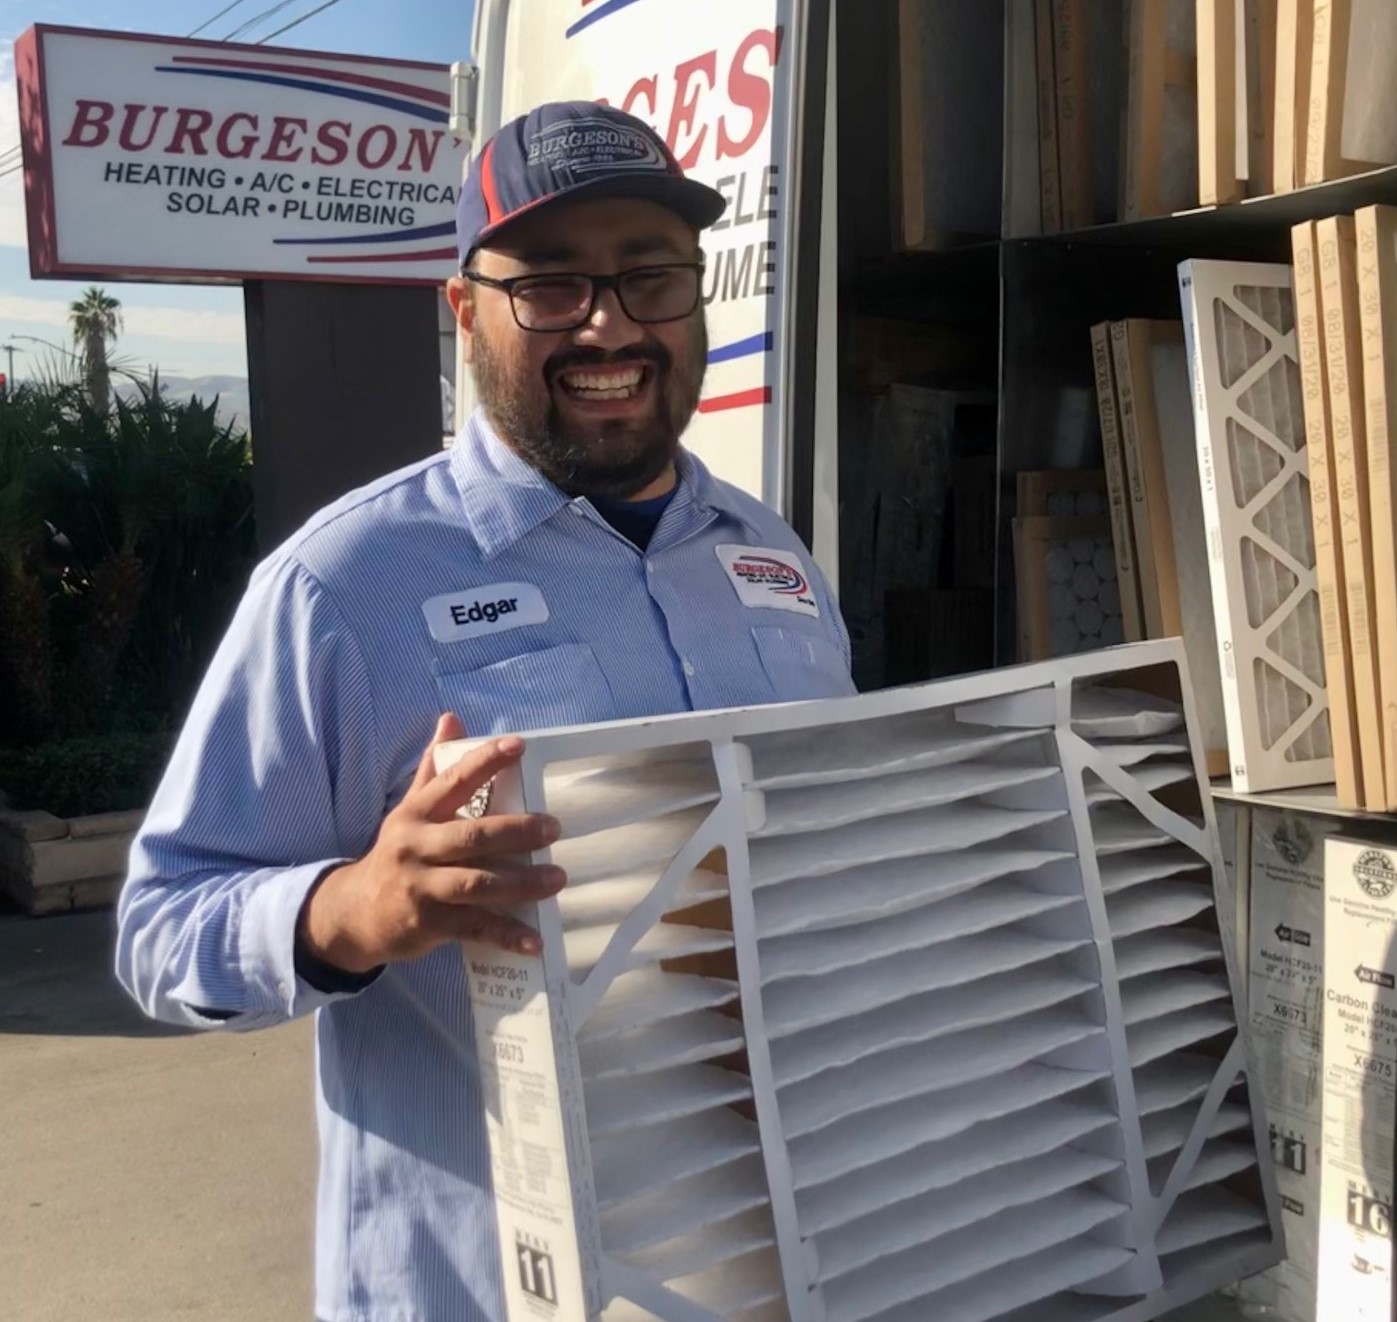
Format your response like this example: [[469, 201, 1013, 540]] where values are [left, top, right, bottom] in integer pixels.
[[116, 101, 854, 1322]]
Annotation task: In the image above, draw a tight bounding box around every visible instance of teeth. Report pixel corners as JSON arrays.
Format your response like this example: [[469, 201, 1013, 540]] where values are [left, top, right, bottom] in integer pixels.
[[561, 367, 644, 392]]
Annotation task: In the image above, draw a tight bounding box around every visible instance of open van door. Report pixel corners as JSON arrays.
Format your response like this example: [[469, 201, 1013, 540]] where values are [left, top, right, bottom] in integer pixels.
[[457, 0, 836, 577]]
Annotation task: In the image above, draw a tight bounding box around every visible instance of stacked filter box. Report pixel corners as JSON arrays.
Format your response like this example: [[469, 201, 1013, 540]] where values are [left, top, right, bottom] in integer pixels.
[[439, 640, 1283, 1322]]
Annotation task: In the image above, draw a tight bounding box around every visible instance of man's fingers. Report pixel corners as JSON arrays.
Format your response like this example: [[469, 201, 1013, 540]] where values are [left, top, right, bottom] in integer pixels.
[[410, 713, 469, 792], [428, 902, 546, 957], [419, 864, 567, 911], [417, 733, 527, 821], [418, 813, 561, 866]]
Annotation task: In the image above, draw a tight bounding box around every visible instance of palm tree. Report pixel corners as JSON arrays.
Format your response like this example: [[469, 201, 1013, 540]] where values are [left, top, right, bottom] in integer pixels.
[[68, 287, 123, 414]]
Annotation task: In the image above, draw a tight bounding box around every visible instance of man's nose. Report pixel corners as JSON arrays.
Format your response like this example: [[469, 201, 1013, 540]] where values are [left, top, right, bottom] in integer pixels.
[[574, 284, 645, 349]]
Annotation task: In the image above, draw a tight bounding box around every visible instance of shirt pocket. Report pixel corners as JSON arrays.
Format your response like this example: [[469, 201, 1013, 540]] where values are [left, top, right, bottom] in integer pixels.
[[432, 642, 617, 736], [751, 626, 855, 703]]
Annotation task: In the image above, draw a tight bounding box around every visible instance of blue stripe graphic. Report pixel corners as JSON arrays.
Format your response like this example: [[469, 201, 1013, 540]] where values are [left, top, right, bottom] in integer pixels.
[[275, 221, 455, 247], [707, 332, 772, 364], [565, 0, 646, 39], [155, 67, 448, 124]]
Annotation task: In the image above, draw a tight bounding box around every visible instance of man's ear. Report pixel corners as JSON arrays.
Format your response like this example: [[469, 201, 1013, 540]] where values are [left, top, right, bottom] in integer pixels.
[[445, 276, 476, 363]]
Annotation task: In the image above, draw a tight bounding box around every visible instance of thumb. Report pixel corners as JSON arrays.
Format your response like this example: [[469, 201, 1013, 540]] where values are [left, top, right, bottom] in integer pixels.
[[410, 712, 468, 790]]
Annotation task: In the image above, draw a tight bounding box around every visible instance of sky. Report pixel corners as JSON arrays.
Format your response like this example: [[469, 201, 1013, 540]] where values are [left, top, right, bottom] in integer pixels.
[[0, 0, 474, 380]]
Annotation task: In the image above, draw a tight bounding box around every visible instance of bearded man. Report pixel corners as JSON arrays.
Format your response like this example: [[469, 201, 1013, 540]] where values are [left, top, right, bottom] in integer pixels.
[[116, 101, 853, 1322]]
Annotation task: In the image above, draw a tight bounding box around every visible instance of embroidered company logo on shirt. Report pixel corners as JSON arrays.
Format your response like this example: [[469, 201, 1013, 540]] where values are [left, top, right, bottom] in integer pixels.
[[717, 545, 820, 618], [422, 583, 549, 642]]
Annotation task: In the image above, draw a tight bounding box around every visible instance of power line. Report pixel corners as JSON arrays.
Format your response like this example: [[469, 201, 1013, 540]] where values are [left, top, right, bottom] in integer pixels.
[[187, 0, 254, 37], [223, 0, 300, 41], [0, 0, 349, 185], [257, 0, 343, 43]]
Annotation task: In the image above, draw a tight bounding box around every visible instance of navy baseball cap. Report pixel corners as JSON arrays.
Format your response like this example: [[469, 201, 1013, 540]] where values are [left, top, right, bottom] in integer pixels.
[[456, 102, 727, 264]]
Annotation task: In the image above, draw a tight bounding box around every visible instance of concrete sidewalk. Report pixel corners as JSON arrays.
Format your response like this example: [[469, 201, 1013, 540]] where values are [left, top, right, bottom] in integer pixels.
[[0, 907, 1253, 1322], [0, 908, 315, 1321]]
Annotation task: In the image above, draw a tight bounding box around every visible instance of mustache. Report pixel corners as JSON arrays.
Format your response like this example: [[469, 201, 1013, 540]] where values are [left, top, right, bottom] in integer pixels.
[[546, 342, 670, 382]]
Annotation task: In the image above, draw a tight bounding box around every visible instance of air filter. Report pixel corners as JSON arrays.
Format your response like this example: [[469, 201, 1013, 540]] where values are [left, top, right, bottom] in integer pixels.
[[438, 640, 1283, 1322], [1179, 258, 1334, 794]]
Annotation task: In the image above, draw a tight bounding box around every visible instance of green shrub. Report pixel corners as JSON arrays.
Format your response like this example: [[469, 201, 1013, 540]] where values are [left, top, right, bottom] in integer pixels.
[[0, 376, 255, 796], [0, 730, 176, 819]]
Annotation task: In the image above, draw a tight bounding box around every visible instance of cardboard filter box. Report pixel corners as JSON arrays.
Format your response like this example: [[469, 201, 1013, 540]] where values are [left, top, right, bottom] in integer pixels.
[[436, 640, 1282, 1322], [1318, 836, 1397, 1322], [1236, 808, 1339, 1322]]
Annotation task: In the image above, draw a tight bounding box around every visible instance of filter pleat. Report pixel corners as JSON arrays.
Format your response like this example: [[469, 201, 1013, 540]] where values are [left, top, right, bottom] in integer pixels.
[[592, 1110, 760, 1209], [770, 962, 1097, 1088], [1106, 881, 1215, 939], [789, 1062, 1110, 1190], [580, 1010, 745, 1081], [742, 722, 1045, 789], [796, 1096, 1118, 1236], [758, 884, 1083, 981], [1141, 1100, 1253, 1160], [763, 930, 1091, 1034], [754, 847, 1074, 938], [820, 1188, 1129, 1322], [598, 1154, 770, 1255], [585, 1064, 752, 1138], [749, 803, 1069, 886], [1125, 1005, 1237, 1068], [811, 1146, 1122, 1284], [750, 761, 1061, 837], [579, 971, 740, 1043]]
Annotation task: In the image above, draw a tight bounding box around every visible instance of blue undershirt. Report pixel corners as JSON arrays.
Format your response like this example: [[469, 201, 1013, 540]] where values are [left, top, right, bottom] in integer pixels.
[[589, 487, 677, 551]]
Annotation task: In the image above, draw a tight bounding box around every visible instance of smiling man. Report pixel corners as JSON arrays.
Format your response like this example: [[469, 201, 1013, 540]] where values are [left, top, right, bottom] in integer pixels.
[[116, 102, 853, 1322]]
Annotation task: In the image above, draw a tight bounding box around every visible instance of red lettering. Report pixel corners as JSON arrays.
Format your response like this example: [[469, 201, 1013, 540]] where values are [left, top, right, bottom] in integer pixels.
[[62, 100, 113, 147], [621, 75, 659, 121], [356, 124, 397, 170], [265, 116, 307, 163], [666, 53, 717, 170], [216, 112, 259, 159], [398, 128, 445, 173], [718, 28, 783, 161], [116, 105, 168, 152], [167, 107, 213, 155], [312, 120, 352, 167]]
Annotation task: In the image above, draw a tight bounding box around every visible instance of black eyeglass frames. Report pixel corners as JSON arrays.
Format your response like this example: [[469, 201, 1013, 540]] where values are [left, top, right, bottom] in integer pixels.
[[460, 260, 706, 332]]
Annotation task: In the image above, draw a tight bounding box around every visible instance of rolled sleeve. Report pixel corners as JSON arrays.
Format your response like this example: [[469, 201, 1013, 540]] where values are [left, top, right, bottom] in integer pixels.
[[117, 556, 386, 1030]]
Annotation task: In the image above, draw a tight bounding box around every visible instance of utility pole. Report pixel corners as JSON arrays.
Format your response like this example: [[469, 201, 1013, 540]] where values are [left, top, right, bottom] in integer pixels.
[[0, 343, 17, 400]]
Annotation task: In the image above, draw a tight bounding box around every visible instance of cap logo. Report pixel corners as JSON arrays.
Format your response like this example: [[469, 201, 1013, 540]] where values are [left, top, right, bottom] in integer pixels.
[[526, 116, 666, 183]]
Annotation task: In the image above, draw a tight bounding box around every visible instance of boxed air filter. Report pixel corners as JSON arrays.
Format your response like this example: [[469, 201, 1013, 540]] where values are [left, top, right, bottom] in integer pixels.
[[1179, 258, 1334, 795], [1317, 835, 1397, 1322], [438, 640, 1283, 1322]]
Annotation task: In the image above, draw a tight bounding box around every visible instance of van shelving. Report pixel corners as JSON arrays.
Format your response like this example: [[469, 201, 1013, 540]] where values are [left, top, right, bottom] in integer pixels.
[[836, 3, 1397, 829]]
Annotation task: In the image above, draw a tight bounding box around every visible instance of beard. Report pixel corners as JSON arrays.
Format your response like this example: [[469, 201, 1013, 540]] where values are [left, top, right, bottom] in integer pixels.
[[472, 315, 708, 500]]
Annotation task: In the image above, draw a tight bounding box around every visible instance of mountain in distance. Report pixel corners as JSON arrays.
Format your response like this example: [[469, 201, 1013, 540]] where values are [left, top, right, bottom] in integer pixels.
[[116, 374, 456, 438], [115, 374, 251, 435]]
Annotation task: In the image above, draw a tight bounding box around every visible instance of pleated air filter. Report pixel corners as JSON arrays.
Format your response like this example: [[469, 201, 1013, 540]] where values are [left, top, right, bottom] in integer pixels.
[[1178, 259, 1334, 794], [437, 640, 1282, 1322]]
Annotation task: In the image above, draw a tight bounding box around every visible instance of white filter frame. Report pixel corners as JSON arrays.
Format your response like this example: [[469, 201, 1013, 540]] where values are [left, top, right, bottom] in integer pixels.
[[1179, 258, 1335, 794], [439, 639, 1283, 1322]]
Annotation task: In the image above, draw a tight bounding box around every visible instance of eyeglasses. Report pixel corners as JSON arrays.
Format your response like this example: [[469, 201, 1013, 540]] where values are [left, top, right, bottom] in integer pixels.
[[462, 261, 705, 332]]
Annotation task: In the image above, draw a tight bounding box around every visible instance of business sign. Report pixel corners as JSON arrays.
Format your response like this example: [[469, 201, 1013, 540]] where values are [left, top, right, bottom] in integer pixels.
[[16, 25, 467, 284], [480, 0, 797, 503]]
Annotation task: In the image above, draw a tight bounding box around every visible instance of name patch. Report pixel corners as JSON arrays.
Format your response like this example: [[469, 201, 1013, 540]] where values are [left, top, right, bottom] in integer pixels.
[[717, 545, 820, 618], [422, 583, 549, 642]]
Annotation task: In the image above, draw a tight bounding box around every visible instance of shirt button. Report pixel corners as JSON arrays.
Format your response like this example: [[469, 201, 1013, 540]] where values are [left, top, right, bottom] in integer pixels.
[[646, 562, 656, 575], [277, 980, 291, 1000], [683, 660, 696, 677]]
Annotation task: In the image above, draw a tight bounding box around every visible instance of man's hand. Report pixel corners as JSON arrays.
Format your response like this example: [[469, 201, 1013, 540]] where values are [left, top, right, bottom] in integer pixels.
[[298, 713, 566, 973]]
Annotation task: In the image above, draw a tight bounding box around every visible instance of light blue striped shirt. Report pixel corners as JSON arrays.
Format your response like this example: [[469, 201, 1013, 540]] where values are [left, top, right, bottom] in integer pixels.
[[116, 410, 854, 1322]]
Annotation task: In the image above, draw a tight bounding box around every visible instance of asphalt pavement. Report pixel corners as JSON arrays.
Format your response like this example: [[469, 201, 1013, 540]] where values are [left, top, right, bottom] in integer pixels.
[[0, 906, 315, 1321]]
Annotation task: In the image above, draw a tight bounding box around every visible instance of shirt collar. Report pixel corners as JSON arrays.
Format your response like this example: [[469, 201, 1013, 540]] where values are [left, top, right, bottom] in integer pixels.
[[449, 408, 760, 558]]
